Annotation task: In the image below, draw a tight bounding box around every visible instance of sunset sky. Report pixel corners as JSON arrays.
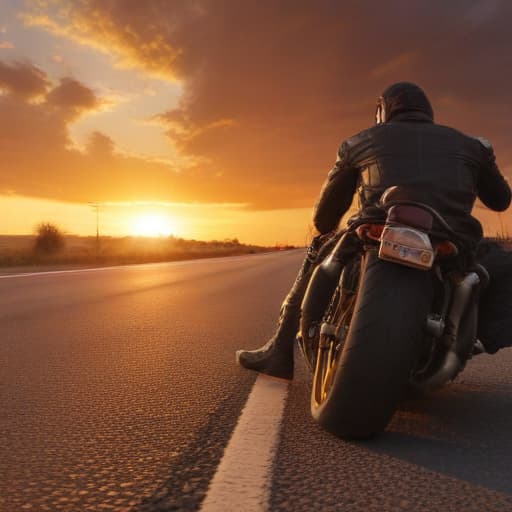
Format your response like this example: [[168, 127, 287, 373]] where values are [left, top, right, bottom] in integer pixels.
[[1, 0, 511, 245]]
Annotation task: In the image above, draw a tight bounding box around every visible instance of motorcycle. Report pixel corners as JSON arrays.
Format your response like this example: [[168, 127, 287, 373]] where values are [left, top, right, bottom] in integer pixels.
[[298, 186, 488, 439]]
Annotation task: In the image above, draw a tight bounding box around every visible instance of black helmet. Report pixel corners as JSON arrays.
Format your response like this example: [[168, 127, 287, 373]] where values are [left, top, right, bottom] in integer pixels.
[[375, 82, 434, 124]]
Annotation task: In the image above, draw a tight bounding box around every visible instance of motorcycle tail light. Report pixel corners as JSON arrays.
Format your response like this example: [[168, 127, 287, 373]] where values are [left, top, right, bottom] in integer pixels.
[[435, 240, 459, 257], [356, 223, 384, 241]]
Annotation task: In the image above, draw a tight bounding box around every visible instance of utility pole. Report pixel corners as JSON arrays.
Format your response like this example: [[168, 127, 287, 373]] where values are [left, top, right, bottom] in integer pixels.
[[88, 202, 100, 253]]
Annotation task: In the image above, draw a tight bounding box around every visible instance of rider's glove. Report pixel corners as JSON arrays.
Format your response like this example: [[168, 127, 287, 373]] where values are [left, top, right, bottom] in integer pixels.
[[306, 232, 333, 262]]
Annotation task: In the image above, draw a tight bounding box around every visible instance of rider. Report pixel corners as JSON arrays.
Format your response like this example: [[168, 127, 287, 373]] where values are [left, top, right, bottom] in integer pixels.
[[236, 82, 511, 380]]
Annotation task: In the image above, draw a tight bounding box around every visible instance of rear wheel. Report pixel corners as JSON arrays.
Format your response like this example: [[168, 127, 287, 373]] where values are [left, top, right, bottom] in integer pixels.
[[311, 250, 434, 439]]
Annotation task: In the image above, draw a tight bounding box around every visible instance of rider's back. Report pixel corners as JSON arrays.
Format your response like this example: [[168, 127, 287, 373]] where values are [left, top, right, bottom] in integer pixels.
[[349, 117, 497, 244]]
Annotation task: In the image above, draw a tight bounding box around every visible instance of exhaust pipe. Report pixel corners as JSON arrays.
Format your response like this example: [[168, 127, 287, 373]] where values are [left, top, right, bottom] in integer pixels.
[[417, 272, 480, 391]]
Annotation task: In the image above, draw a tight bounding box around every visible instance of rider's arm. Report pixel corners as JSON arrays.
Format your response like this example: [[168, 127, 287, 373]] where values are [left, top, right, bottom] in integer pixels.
[[476, 138, 511, 211], [313, 141, 358, 234]]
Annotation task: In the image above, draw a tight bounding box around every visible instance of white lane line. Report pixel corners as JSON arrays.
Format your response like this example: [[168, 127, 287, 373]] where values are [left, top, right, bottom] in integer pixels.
[[0, 251, 299, 280], [0, 266, 133, 279], [200, 375, 289, 512]]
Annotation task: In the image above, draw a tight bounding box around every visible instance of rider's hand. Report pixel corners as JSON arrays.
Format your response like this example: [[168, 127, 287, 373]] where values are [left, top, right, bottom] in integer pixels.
[[307, 232, 334, 262]]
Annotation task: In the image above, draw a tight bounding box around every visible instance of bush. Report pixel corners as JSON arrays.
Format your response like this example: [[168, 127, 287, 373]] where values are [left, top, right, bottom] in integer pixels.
[[34, 222, 65, 254]]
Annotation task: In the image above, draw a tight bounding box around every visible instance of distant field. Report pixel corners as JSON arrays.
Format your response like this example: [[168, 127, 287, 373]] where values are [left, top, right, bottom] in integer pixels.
[[0, 235, 294, 271], [1, 234, 508, 273]]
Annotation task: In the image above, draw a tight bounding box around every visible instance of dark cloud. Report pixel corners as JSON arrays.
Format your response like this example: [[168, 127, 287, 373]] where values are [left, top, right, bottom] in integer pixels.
[[18, 0, 512, 208], [46, 77, 100, 117], [0, 59, 49, 98], [86, 131, 115, 158]]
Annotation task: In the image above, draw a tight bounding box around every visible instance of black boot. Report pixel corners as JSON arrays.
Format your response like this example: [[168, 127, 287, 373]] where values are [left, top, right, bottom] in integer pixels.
[[236, 305, 299, 380], [236, 233, 341, 380]]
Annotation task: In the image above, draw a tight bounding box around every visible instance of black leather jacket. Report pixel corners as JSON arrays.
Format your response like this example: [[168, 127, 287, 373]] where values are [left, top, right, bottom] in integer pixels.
[[313, 112, 511, 247]]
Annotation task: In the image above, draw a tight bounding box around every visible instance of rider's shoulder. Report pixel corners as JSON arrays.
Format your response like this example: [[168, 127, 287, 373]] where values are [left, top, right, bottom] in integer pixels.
[[335, 129, 373, 165], [339, 126, 375, 151], [432, 123, 493, 150], [472, 135, 493, 152]]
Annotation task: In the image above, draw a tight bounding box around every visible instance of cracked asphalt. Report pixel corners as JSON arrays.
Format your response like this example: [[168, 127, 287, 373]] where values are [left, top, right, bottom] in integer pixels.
[[2, 250, 512, 511]]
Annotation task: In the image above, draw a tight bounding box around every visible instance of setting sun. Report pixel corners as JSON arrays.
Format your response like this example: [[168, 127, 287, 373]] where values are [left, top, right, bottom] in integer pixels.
[[131, 213, 176, 237]]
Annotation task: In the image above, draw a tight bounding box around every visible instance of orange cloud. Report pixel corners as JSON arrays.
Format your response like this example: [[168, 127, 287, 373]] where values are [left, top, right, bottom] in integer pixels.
[[0, 61, 197, 204], [0, 88, 191, 204], [23, 3, 180, 80]]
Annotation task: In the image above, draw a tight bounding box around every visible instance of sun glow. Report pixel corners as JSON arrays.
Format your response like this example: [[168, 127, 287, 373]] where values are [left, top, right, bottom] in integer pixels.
[[131, 213, 176, 237]]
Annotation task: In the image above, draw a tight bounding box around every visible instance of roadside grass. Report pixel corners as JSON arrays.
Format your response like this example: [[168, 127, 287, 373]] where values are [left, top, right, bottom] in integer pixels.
[[0, 235, 294, 269]]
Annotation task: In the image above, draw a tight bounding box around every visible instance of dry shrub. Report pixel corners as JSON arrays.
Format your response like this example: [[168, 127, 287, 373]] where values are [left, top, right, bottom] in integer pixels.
[[34, 223, 65, 254]]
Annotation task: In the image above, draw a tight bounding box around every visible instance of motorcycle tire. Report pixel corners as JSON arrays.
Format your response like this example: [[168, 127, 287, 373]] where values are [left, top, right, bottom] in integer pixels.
[[311, 250, 434, 439]]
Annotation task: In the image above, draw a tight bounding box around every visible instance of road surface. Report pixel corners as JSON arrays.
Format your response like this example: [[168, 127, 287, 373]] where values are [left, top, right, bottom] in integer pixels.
[[2, 251, 512, 511]]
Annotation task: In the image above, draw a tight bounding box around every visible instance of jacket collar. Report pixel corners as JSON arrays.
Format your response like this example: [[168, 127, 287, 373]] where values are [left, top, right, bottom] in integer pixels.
[[388, 111, 433, 123]]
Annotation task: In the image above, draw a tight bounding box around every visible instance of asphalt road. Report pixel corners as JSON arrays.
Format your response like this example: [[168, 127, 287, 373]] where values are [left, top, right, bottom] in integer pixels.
[[2, 251, 512, 511]]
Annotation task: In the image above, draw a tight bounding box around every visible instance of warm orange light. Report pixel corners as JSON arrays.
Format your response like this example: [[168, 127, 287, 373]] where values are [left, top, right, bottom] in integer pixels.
[[131, 213, 176, 237]]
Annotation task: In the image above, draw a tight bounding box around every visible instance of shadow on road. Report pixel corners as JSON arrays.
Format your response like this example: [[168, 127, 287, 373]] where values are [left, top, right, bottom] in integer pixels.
[[365, 381, 512, 495]]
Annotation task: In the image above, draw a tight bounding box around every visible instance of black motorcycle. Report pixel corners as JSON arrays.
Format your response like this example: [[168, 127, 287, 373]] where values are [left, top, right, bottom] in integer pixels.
[[299, 186, 487, 439]]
